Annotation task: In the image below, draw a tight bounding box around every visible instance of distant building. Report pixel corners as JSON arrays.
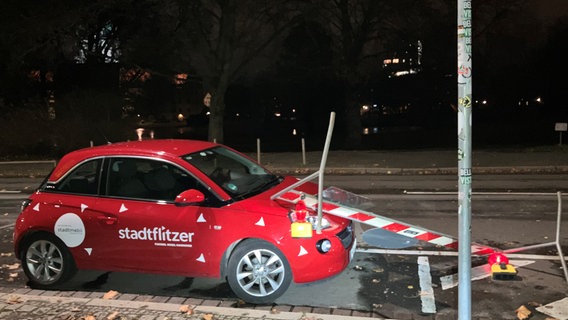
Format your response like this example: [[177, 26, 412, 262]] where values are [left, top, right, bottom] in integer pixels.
[[382, 40, 422, 78]]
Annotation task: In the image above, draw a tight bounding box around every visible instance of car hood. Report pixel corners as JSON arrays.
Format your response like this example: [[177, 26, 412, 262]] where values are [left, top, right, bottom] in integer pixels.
[[226, 176, 319, 218]]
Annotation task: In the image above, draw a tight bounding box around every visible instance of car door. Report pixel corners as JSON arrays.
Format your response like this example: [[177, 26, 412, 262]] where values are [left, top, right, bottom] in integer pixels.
[[86, 157, 219, 275], [44, 158, 110, 270]]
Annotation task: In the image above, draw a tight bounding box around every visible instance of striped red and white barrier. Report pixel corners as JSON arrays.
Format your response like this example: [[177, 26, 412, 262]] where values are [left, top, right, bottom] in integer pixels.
[[277, 190, 496, 256]]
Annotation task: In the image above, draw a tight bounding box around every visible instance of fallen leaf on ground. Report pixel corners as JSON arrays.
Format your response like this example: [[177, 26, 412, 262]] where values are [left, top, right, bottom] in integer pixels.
[[102, 290, 119, 300], [270, 307, 280, 314], [2, 263, 20, 270], [202, 313, 214, 320], [106, 311, 119, 320], [179, 305, 194, 315], [6, 295, 22, 304], [515, 305, 532, 320], [84, 314, 96, 320]]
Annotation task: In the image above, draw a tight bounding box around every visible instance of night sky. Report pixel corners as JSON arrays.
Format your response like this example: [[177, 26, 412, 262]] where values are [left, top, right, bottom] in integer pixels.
[[532, 0, 568, 20]]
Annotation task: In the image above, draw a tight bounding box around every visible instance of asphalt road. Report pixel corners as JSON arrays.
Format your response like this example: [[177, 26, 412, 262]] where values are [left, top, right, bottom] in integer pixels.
[[320, 174, 568, 194], [1, 175, 568, 319]]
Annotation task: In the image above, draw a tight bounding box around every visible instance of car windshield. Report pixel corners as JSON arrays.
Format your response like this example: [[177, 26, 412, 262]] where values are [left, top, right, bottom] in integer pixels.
[[182, 146, 281, 199]]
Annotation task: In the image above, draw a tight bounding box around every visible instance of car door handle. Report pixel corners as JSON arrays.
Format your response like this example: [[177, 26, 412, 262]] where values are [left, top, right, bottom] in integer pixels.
[[97, 216, 118, 225]]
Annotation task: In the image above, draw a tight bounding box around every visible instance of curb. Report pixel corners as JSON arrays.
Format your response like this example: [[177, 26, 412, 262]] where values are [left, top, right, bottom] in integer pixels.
[[268, 165, 568, 176], [2, 160, 568, 177]]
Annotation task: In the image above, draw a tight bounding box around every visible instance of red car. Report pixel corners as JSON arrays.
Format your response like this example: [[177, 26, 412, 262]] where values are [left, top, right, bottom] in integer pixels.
[[14, 139, 355, 304]]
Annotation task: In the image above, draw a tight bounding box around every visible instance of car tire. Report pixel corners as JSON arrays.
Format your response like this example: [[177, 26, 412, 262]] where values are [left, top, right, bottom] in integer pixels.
[[21, 233, 77, 288], [227, 239, 292, 304]]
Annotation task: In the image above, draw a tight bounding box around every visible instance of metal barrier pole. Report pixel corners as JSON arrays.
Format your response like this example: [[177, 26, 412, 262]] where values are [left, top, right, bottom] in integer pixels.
[[457, 1, 473, 318], [257, 138, 261, 164], [554, 192, 568, 283], [270, 112, 335, 203], [501, 191, 567, 284], [316, 112, 335, 234]]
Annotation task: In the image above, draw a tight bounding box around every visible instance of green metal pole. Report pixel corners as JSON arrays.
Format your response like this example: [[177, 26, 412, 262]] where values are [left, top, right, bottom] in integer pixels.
[[457, 0, 473, 319]]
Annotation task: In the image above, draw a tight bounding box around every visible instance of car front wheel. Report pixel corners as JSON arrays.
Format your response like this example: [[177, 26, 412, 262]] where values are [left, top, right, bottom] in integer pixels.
[[21, 233, 77, 288], [227, 239, 292, 304]]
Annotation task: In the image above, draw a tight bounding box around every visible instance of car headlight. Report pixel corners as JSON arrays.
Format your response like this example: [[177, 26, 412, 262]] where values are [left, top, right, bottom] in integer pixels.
[[306, 216, 331, 230]]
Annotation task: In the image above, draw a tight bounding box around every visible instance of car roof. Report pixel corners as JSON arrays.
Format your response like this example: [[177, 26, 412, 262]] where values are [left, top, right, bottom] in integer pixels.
[[51, 139, 218, 180], [74, 139, 217, 157]]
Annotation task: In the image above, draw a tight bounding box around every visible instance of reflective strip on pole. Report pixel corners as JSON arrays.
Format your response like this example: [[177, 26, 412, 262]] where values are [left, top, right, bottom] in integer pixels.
[[458, 0, 473, 319]]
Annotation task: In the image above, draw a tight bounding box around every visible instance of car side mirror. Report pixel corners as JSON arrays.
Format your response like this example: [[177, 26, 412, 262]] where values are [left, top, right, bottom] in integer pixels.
[[175, 189, 205, 206]]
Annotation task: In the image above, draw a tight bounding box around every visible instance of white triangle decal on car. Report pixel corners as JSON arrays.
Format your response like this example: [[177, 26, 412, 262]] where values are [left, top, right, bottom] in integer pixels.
[[33, 203, 40, 211], [196, 253, 206, 263], [298, 246, 308, 256], [81, 204, 88, 213], [84, 248, 92, 255], [197, 213, 206, 222], [119, 204, 128, 213], [255, 217, 265, 226]]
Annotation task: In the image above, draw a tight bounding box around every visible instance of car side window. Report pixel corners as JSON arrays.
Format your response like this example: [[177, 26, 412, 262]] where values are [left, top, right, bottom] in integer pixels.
[[54, 159, 101, 195], [106, 157, 204, 202], [107, 158, 149, 199]]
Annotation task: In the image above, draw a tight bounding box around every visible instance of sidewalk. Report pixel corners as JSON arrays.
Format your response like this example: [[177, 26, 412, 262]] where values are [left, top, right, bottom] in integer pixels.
[[2, 148, 567, 195], [1, 148, 568, 178], [0, 289, 379, 320], [256, 148, 568, 175]]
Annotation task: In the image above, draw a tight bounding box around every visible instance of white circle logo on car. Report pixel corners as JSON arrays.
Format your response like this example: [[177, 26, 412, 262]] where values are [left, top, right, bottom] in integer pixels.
[[54, 213, 86, 248]]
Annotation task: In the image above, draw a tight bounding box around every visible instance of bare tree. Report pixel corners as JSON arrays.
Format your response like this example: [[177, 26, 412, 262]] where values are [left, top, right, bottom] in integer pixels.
[[0, 0, 133, 106], [311, 0, 441, 148], [166, 0, 307, 143]]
